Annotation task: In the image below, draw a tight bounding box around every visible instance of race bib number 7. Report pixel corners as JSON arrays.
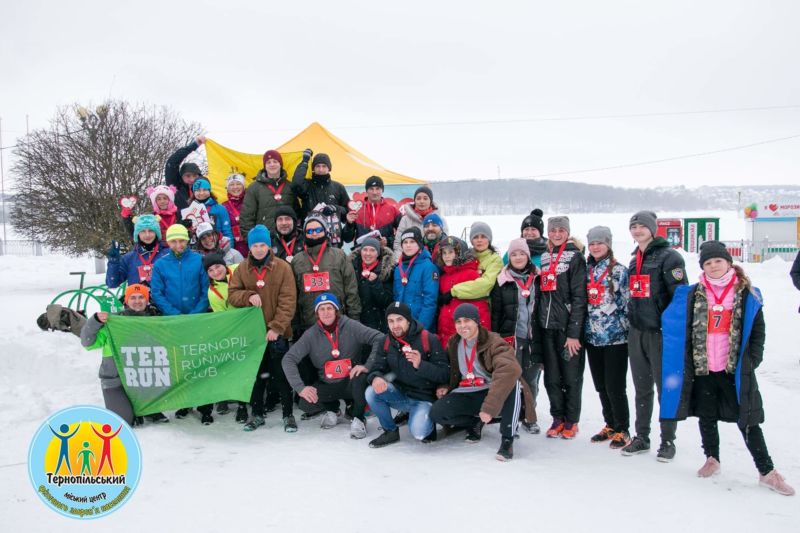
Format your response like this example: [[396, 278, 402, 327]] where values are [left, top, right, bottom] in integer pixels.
[[303, 271, 331, 293]]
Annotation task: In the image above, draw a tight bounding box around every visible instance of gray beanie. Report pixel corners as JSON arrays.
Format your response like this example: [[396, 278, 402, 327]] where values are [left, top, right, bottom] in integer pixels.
[[547, 216, 570, 234], [469, 221, 493, 242], [453, 303, 481, 324], [360, 237, 381, 252], [587, 226, 613, 249], [629, 210, 658, 237]]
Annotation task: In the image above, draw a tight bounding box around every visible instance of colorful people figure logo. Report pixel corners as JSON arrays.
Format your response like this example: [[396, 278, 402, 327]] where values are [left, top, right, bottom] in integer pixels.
[[28, 405, 142, 519]]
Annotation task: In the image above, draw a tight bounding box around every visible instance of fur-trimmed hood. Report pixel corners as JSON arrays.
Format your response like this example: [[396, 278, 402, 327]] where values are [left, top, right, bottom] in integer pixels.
[[350, 245, 395, 282]]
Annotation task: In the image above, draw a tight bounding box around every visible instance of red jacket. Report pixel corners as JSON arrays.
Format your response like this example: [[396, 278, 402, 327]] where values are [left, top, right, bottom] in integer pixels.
[[222, 194, 248, 257], [342, 199, 400, 248], [437, 259, 491, 346]]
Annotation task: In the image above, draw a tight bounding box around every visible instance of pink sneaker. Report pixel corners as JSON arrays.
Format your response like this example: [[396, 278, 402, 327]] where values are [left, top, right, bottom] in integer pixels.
[[759, 470, 795, 496], [697, 457, 721, 478]]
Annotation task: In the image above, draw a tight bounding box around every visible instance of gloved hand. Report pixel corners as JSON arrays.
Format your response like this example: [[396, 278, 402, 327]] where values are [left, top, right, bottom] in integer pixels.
[[180, 219, 193, 229], [438, 291, 453, 306], [107, 240, 121, 260], [302, 148, 313, 162], [121, 207, 133, 218]]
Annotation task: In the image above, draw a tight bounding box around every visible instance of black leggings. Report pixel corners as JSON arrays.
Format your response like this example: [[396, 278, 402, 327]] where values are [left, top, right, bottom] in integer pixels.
[[541, 329, 585, 423], [250, 339, 294, 418], [586, 343, 630, 433], [430, 383, 521, 438]]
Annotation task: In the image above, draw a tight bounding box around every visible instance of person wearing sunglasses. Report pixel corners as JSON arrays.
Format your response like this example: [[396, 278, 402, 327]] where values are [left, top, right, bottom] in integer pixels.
[[291, 215, 362, 335]]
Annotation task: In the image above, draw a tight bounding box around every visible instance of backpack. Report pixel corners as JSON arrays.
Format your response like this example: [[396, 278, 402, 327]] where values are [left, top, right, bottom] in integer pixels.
[[383, 329, 435, 354]]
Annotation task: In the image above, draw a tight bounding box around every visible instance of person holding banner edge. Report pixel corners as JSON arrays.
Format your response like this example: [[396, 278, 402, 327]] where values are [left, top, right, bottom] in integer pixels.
[[228, 224, 298, 432]]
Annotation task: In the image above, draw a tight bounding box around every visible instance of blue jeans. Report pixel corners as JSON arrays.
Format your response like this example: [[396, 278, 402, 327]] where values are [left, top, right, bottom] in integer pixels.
[[365, 383, 433, 440]]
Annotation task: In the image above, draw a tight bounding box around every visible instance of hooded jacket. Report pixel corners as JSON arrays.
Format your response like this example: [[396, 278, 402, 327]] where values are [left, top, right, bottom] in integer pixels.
[[350, 246, 395, 333], [627, 237, 687, 332], [239, 169, 302, 238], [393, 203, 449, 258], [393, 248, 440, 331], [438, 252, 490, 346], [368, 319, 450, 402], [534, 238, 588, 339], [150, 248, 209, 315], [661, 274, 765, 429], [290, 161, 350, 220], [584, 255, 630, 346], [195, 197, 233, 242], [449, 248, 503, 301], [444, 328, 523, 418]]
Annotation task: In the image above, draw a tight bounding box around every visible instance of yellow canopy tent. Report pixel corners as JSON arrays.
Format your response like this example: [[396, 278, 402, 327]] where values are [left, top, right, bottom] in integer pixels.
[[205, 122, 425, 203]]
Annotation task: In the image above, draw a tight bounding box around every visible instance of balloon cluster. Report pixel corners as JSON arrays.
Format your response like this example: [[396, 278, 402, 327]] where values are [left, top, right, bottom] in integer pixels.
[[743, 203, 759, 220]]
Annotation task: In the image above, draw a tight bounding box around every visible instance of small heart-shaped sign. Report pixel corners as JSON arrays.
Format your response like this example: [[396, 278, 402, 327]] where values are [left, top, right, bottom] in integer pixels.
[[119, 196, 138, 209], [768, 203, 778, 212], [348, 200, 363, 212]]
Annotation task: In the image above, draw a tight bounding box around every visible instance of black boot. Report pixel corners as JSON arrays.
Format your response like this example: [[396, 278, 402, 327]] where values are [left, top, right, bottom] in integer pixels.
[[235, 404, 249, 423], [422, 426, 438, 443], [146, 412, 169, 423], [175, 408, 191, 419], [201, 413, 214, 425], [496, 437, 514, 461], [369, 429, 400, 448], [393, 412, 409, 426], [465, 420, 484, 443]]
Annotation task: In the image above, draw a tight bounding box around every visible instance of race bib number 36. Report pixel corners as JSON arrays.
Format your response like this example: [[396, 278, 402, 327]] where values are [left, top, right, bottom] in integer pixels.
[[303, 271, 331, 293]]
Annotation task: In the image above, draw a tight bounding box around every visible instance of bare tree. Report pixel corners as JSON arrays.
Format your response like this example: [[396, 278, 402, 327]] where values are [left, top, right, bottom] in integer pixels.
[[10, 101, 202, 255]]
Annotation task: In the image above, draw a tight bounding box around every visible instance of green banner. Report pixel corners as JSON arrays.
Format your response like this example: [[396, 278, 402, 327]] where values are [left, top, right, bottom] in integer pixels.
[[106, 308, 266, 415]]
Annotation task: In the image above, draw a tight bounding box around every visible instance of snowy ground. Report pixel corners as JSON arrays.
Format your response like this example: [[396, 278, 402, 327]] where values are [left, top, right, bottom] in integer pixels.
[[1, 212, 798, 532]]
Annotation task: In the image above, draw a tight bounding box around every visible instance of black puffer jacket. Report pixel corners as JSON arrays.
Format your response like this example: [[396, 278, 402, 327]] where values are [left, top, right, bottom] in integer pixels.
[[491, 267, 537, 338], [272, 229, 305, 262], [627, 237, 687, 331], [367, 319, 450, 402], [350, 246, 395, 333], [535, 239, 587, 339], [290, 161, 350, 220]]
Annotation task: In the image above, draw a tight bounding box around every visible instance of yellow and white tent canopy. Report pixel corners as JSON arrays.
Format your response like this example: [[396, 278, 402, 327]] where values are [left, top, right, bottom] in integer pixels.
[[206, 122, 425, 203]]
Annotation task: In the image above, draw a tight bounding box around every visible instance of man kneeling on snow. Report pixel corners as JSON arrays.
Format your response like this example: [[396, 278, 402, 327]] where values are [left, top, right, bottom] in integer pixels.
[[80, 284, 168, 426], [365, 302, 450, 448], [282, 293, 383, 439], [430, 303, 523, 461]]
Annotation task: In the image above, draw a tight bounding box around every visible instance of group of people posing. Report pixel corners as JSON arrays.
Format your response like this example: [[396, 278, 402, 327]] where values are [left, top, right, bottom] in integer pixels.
[[80, 137, 793, 495]]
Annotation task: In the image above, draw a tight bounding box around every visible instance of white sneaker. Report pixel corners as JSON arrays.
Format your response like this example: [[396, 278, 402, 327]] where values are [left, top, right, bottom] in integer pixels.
[[350, 418, 367, 439], [320, 411, 339, 429]]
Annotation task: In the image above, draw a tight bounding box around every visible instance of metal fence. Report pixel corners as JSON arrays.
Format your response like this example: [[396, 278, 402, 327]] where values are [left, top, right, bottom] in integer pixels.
[[720, 240, 799, 263], [0, 239, 45, 256]]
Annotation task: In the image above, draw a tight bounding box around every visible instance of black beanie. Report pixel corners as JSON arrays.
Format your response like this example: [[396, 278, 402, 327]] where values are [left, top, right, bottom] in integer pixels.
[[274, 205, 298, 224], [365, 175, 384, 190], [699, 240, 732, 266], [521, 208, 544, 235], [385, 301, 413, 323], [414, 186, 434, 203], [453, 303, 480, 324], [179, 162, 202, 177], [203, 253, 227, 272], [311, 153, 332, 171], [399, 226, 423, 247]]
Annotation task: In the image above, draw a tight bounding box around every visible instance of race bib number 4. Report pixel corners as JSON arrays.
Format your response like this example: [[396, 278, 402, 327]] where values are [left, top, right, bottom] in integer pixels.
[[303, 271, 331, 293], [629, 274, 651, 298], [324, 358, 352, 380]]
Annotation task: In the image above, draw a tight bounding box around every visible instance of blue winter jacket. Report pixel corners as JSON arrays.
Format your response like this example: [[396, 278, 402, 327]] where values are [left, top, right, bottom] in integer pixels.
[[105, 242, 170, 288], [200, 198, 233, 242], [150, 249, 209, 315], [393, 248, 439, 330]]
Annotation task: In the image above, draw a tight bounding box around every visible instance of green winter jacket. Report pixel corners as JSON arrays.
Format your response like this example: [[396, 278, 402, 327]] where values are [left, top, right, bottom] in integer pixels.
[[291, 242, 362, 329], [239, 169, 301, 237], [208, 263, 239, 312], [450, 249, 503, 300]]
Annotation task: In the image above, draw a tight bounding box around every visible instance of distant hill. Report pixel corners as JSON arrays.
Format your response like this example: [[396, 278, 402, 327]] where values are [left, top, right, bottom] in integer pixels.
[[429, 179, 800, 215]]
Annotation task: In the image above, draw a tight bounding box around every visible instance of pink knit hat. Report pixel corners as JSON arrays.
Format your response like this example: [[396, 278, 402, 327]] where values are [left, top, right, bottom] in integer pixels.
[[506, 238, 531, 259]]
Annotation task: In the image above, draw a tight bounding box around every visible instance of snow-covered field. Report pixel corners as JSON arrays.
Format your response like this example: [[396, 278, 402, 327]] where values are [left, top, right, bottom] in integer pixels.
[[1, 211, 798, 532]]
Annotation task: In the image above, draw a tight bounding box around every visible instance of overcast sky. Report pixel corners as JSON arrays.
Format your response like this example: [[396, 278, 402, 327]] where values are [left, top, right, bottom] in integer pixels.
[[1, 0, 799, 189]]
